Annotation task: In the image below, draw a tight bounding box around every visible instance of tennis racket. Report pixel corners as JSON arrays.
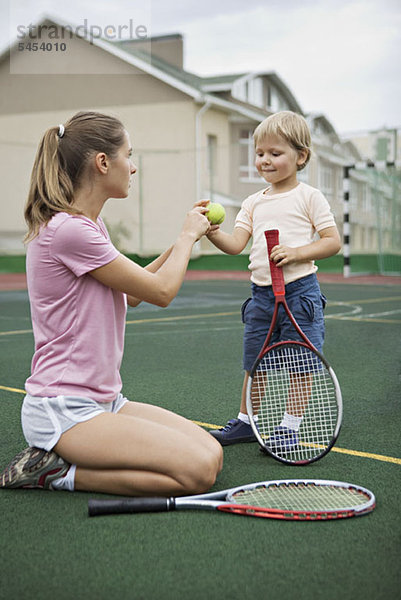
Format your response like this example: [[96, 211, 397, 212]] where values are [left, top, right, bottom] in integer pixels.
[[88, 479, 375, 520], [246, 229, 342, 465]]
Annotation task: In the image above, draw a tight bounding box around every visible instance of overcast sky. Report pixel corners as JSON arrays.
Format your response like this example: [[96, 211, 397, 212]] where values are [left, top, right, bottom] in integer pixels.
[[1, 0, 400, 134]]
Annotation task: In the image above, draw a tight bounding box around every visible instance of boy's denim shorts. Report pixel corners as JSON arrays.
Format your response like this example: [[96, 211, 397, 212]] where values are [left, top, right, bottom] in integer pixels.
[[241, 273, 327, 372]]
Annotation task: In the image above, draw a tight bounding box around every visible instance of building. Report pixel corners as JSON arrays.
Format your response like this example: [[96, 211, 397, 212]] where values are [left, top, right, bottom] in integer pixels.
[[0, 15, 374, 261], [343, 127, 401, 164]]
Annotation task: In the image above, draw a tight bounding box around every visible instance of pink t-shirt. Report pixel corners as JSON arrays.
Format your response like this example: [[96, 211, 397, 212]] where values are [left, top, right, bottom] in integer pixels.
[[25, 212, 127, 403]]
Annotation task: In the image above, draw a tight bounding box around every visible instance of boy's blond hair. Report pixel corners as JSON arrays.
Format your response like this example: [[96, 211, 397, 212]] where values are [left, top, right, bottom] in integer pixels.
[[253, 111, 311, 171]]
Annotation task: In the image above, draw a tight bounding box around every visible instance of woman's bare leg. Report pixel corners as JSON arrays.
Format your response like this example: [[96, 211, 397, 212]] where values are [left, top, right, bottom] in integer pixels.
[[54, 402, 223, 496], [119, 401, 221, 457]]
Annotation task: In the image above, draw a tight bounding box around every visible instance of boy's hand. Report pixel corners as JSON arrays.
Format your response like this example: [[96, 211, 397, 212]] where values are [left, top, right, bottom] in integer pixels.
[[270, 244, 299, 267], [270, 227, 341, 266], [207, 224, 221, 238]]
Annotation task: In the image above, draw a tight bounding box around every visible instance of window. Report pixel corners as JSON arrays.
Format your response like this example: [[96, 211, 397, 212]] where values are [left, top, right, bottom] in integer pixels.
[[350, 179, 358, 213], [376, 137, 389, 161], [361, 183, 368, 214], [337, 170, 343, 205], [233, 76, 291, 111], [248, 77, 264, 108], [268, 86, 287, 112], [207, 135, 218, 193], [239, 130, 261, 182], [318, 160, 333, 204]]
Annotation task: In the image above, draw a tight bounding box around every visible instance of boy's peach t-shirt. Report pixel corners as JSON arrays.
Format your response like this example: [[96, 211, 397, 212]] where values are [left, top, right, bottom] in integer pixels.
[[25, 212, 126, 403], [235, 182, 337, 286]]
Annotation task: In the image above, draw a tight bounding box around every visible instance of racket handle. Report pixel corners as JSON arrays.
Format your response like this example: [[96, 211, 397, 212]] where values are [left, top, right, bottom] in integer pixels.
[[88, 497, 174, 517], [264, 229, 285, 295]]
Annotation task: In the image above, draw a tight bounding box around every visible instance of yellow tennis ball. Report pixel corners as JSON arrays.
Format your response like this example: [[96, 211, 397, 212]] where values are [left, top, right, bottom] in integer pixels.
[[206, 202, 225, 225]]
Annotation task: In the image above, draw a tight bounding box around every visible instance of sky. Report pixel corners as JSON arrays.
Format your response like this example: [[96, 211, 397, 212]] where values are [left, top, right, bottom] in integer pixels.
[[1, 0, 400, 135]]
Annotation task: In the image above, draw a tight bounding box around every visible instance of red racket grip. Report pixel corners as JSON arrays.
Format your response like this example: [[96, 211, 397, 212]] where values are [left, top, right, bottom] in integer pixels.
[[264, 229, 285, 296]]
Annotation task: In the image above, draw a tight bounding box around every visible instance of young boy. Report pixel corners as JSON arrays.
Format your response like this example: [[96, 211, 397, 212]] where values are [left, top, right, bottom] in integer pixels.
[[207, 111, 341, 446]]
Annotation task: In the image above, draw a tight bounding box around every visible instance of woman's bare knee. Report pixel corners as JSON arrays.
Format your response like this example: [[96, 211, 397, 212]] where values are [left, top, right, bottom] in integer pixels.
[[178, 445, 223, 495]]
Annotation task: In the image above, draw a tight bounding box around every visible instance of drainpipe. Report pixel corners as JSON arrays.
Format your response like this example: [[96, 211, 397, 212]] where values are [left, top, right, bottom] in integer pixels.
[[194, 100, 211, 256], [195, 100, 211, 202]]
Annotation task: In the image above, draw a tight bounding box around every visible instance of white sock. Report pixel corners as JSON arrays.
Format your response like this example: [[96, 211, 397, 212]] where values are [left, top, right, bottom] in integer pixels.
[[237, 412, 258, 424], [237, 412, 250, 424], [280, 412, 303, 432], [51, 464, 76, 492]]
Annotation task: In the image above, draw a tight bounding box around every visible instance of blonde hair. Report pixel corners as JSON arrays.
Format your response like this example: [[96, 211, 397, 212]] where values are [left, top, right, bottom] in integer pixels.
[[24, 111, 126, 242], [253, 111, 311, 171]]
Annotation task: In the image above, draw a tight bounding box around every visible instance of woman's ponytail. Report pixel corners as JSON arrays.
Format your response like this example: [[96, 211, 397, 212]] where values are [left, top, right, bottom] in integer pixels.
[[24, 127, 77, 242]]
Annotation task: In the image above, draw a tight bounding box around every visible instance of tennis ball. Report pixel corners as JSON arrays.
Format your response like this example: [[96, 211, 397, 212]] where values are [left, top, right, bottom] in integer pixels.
[[206, 202, 225, 225]]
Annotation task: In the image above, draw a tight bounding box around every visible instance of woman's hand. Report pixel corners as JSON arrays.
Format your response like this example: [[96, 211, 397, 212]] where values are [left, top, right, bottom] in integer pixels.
[[192, 199, 221, 238], [181, 205, 211, 241]]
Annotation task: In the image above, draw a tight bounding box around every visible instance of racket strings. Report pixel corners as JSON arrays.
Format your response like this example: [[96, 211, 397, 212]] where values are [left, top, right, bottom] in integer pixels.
[[230, 483, 370, 512], [250, 344, 339, 462]]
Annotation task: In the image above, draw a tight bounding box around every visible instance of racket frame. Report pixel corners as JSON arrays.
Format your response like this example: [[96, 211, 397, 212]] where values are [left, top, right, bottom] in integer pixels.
[[88, 479, 375, 520]]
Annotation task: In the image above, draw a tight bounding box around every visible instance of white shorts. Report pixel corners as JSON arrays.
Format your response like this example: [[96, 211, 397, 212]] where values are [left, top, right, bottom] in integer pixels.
[[21, 393, 129, 451]]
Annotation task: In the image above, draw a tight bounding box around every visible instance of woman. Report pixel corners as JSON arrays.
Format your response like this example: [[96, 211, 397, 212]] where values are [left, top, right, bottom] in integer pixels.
[[0, 111, 223, 495]]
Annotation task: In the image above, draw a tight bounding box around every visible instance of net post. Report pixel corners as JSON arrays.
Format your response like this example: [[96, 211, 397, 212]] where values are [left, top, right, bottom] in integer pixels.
[[342, 165, 352, 278]]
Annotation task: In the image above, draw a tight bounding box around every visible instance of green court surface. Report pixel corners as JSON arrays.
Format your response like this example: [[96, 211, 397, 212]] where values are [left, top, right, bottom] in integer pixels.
[[0, 279, 400, 600]]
